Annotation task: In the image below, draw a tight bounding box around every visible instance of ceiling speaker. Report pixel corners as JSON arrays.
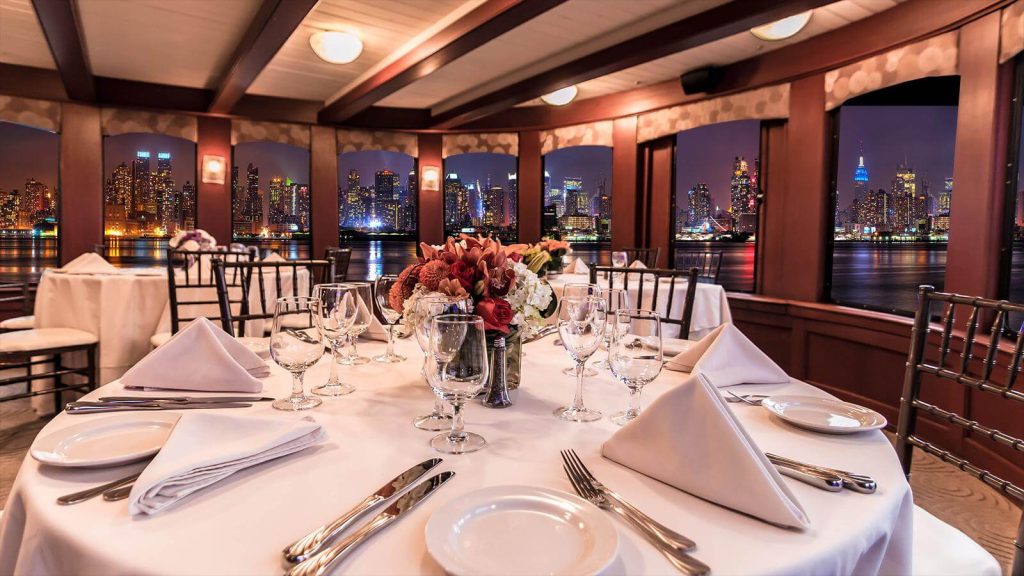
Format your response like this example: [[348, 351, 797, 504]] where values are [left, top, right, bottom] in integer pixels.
[[680, 67, 722, 95]]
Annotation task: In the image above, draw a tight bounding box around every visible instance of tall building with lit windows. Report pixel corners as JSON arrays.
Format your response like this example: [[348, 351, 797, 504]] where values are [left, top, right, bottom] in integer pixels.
[[729, 157, 757, 232], [131, 151, 151, 219], [506, 172, 517, 227], [687, 182, 712, 227], [891, 164, 916, 233], [939, 177, 952, 216], [853, 154, 869, 202]]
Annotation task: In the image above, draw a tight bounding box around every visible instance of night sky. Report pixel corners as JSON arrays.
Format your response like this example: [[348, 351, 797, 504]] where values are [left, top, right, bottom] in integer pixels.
[[0, 123, 59, 194], [233, 141, 309, 184], [443, 152, 517, 190], [675, 119, 760, 214], [544, 146, 612, 195], [104, 133, 196, 186], [339, 150, 415, 187]]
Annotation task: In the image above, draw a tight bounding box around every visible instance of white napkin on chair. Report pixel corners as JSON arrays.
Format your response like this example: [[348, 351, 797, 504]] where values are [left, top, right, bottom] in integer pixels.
[[568, 259, 590, 274], [629, 260, 647, 269], [59, 252, 118, 274], [664, 323, 789, 387], [129, 412, 325, 515], [123, 318, 269, 392], [602, 373, 810, 529]]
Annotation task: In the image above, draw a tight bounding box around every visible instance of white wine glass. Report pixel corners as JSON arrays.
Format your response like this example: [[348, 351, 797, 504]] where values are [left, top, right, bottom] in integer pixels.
[[592, 288, 629, 370], [270, 296, 325, 411], [413, 294, 471, 431], [609, 309, 663, 425], [555, 295, 607, 422], [373, 274, 407, 363], [311, 284, 358, 397], [339, 282, 373, 365], [427, 314, 489, 454], [560, 283, 601, 377]]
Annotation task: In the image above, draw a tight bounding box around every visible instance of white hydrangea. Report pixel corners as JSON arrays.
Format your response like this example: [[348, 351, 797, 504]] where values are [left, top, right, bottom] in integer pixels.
[[506, 261, 554, 331]]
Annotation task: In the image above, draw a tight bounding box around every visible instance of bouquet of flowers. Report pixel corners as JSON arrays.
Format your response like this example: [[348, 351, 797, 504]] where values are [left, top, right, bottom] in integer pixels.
[[517, 238, 571, 276], [168, 229, 216, 251]]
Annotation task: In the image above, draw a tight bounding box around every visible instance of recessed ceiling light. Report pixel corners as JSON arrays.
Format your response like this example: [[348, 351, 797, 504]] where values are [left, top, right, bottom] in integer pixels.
[[750, 11, 812, 41], [310, 31, 363, 64], [541, 85, 578, 106]]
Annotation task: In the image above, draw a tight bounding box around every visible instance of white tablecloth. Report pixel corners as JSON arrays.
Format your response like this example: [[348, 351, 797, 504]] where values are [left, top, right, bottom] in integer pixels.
[[547, 272, 733, 339], [0, 337, 911, 575]]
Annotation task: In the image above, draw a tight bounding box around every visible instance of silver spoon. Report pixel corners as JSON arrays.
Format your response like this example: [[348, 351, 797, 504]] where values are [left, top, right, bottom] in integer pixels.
[[56, 472, 141, 505]]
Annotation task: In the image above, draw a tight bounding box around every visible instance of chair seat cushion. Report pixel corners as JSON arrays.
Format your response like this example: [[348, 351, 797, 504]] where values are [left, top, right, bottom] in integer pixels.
[[0, 328, 97, 353], [0, 315, 34, 330], [912, 505, 1001, 576], [150, 331, 171, 348]]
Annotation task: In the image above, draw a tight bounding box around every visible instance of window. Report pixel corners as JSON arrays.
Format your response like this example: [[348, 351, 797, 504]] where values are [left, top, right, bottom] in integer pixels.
[[674, 120, 761, 291], [829, 78, 958, 314], [232, 142, 311, 259], [0, 122, 59, 281], [542, 146, 611, 262], [102, 133, 196, 266], [442, 153, 517, 242]]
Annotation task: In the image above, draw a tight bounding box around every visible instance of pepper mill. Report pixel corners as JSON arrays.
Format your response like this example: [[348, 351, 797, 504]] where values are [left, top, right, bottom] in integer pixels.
[[483, 336, 513, 408]]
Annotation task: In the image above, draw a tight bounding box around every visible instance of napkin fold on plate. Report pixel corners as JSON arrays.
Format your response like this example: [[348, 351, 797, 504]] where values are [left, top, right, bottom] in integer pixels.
[[602, 372, 810, 529], [58, 252, 119, 275], [123, 317, 269, 392], [567, 259, 590, 274], [628, 260, 647, 269], [664, 323, 789, 387], [129, 412, 325, 515]]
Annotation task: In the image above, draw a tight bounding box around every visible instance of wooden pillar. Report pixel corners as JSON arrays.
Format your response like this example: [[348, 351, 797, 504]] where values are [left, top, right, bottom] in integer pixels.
[[59, 103, 102, 264], [759, 121, 789, 296], [196, 116, 231, 244], [611, 116, 639, 251], [418, 133, 444, 246], [517, 130, 542, 243], [639, 137, 673, 267], [946, 12, 1011, 299], [310, 125, 338, 259]]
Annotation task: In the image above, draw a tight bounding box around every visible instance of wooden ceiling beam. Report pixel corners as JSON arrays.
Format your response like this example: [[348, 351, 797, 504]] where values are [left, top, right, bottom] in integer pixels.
[[31, 0, 94, 101], [208, 0, 319, 115]]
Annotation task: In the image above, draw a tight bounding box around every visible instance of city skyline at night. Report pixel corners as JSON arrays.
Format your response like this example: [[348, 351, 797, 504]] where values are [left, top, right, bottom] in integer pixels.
[[231, 142, 311, 239], [103, 134, 196, 237]]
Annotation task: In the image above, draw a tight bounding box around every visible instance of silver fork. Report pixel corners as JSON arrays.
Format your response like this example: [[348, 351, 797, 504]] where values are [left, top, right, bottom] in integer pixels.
[[562, 459, 710, 575], [726, 391, 768, 406]]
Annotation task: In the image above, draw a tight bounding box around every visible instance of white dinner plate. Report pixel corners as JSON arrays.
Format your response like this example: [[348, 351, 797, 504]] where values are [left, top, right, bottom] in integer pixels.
[[31, 413, 178, 467], [238, 336, 271, 358], [425, 485, 618, 576], [762, 395, 887, 434]]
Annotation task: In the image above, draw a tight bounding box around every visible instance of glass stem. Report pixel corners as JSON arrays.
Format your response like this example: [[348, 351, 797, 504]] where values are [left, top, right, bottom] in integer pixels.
[[448, 401, 465, 442], [572, 360, 586, 411], [433, 395, 446, 417], [627, 385, 643, 417], [290, 371, 305, 402], [350, 335, 360, 358], [386, 324, 395, 357], [327, 341, 341, 384]]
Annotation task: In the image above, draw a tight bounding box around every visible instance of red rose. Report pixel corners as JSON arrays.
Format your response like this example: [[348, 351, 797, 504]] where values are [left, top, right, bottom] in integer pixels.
[[450, 260, 478, 290], [475, 297, 513, 334]]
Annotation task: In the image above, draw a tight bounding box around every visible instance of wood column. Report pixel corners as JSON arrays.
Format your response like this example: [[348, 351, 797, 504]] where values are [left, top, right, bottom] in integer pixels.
[[946, 12, 1011, 299], [517, 130, 542, 243], [611, 116, 639, 251], [196, 116, 231, 244], [310, 125, 338, 258], [759, 121, 789, 296], [59, 103, 102, 264], [639, 137, 673, 267], [418, 133, 444, 246]]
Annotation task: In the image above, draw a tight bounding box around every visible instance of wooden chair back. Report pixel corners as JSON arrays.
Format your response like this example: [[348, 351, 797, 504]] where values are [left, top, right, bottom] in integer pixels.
[[165, 248, 255, 334], [324, 247, 353, 282], [589, 266, 700, 338], [675, 250, 723, 284]]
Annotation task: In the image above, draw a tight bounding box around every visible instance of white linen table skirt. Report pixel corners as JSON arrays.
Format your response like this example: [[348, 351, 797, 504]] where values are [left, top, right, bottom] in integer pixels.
[[0, 337, 911, 576]]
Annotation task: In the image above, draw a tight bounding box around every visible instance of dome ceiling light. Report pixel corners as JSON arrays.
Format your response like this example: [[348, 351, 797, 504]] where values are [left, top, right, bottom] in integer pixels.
[[749, 11, 813, 42], [310, 31, 363, 64], [540, 85, 578, 106]]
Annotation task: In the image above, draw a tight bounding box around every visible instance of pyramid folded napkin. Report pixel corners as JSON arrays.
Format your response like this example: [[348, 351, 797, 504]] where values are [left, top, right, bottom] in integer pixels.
[[59, 252, 118, 274], [262, 252, 286, 262], [123, 318, 268, 392], [568, 259, 590, 274], [129, 412, 325, 515], [602, 373, 810, 529], [664, 323, 789, 387], [628, 260, 647, 269]]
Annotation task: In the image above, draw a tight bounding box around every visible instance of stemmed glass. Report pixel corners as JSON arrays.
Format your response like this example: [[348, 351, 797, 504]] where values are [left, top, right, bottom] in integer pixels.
[[413, 294, 471, 431], [338, 282, 373, 365], [426, 314, 489, 454], [560, 283, 601, 377], [311, 284, 358, 397], [592, 288, 629, 370], [555, 295, 607, 422], [609, 310, 663, 425], [270, 296, 325, 411], [373, 274, 407, 363], [611, 251, 628, 268]]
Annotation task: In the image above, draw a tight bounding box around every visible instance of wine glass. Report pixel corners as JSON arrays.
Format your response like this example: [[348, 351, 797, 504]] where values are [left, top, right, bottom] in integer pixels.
[[609, 309, 663, 425], [592, 288, 629, 370], [338, 282, 373, 365], [426, 314, 489, 454], [373, 274, 407, 363], [560, 283, 601, 376], [270, 296, 325, 411], [611, 251, 628, 268], [413, 294, 471, 431], [311, 284, 358, 397], [555, 295, 607, 422]]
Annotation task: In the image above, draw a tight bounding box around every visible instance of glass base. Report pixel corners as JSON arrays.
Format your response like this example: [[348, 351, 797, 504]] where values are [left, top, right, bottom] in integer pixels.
[[430, 431, 486, 454], [374, 352, 406, 363], [554, 406, 602, 422], [338, 355, 371, 366], [591, 359, 609, 370], [272, 395, 322, 411], [562, 366, 597, 377], [414, 412, 452, 431], [610, 409, 639, 426], [313, 382, 355, 397]]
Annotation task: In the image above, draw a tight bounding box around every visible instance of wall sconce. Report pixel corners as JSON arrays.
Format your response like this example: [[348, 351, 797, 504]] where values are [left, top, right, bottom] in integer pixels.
[[202, 155, 226, 185], [421, 165, 440, 192]]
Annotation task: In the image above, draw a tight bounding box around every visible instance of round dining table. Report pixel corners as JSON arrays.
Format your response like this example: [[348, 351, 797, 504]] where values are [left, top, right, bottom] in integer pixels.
[[0, 336, 911, 575]]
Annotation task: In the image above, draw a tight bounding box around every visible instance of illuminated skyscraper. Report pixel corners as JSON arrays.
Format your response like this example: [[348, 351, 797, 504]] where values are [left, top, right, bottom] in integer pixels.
[[245, 163, 261, 227], [729, 157, 757, 232], [939, 177, 952, 216], [891, 164, 916, 233], [687, 182, 712, 227], [131, 151, 151, 219], [853, 154, 869, 202], [181, 181, 195, 230], [506, 172, 517, 227]]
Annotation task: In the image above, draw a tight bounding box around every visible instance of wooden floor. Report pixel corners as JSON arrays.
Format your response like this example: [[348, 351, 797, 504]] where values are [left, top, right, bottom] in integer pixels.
[[0, 398, 1019, 573]]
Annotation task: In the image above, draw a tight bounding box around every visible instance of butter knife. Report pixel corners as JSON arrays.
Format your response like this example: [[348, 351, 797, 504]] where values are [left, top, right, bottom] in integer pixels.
[[98, 396, 275, 403], [286, 471, 455, 576], [65, 401, 252, 414], [774, 463, 843, 492], [283, 458, 443, 563]]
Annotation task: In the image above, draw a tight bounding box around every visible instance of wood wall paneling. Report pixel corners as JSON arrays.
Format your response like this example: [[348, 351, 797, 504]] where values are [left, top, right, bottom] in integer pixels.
[[417, 133, 444, 246], [610, 116, 638, 252], [517, 130, 542, 243], [58, 103, 102, 264], [195, 116, 232, 244], [310, 125, 339, 259], [757, 121, 787, 295], [640, 138, 673, 267]]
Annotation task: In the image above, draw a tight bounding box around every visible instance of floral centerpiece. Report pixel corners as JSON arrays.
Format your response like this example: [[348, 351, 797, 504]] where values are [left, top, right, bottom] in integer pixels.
[[168, 229, 216, 251], [518, 238, 571, 277]]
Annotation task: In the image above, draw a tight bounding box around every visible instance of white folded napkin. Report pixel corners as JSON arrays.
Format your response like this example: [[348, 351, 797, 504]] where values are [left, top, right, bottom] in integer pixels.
[[602, 373, 810, 529], [628, 260, 647, 269], [568, 259, 590, 274], [124, 318, 268, 392], [665, 323, 789, 387], [59, 252, 118, 274], [129, 413, 325, 515], [263, 252, 286, 262]]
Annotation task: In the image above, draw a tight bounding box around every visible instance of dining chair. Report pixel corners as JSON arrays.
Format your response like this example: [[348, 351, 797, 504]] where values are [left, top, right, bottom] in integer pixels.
[[675, 251, 723, 284], [0, 282, 35, 333], [896, 285, 1020, 576], [210, 258, 335, 337], [0, 326, 99, 414], [589, 266, 699, 339], [324, 246, 353, 282], [612, 247, 661, 268]]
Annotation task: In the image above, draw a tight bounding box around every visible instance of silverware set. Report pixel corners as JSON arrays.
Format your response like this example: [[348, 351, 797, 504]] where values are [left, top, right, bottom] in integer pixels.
[[767, 453, 877, 494], [725, 391, 769, 406], [57, 471, 141, 505], [65, 396, 272, 414]]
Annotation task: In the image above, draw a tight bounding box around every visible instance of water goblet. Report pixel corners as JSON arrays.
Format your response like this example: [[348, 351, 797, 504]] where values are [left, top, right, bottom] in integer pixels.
[[413, 294, 471, 431], [338, 282, 373, 365], [612, 251, 628, 268], [426, 314, 489, 454], [311, 284, 358, 397], [270, 296, 326, 411], [592, 288, 629, 370], [560, 283, 601, 376], [555, 295, 607, 422], [373, 274, 407, 363], [609, 309, 664, 425]]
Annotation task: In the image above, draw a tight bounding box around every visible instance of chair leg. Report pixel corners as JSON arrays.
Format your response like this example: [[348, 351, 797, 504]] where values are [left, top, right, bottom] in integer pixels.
[[87, 345, 98, 392], [53, 353, 62, 415]]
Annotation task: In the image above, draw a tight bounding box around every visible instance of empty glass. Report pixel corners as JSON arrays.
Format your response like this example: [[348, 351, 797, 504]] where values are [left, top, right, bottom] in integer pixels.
[[560, 283, 601, 377], [413, 294, 471, 431], [612, 251, 628, 268], [311, 284, 359, 397], [592, 288, 629, 370], [555, 295, 607, 422], [338, 282, 373, 365], [426, 314, 489, 454], [270, 296, 325, 411], [373, 274, 407, 363], [609, 309, 663, 425]]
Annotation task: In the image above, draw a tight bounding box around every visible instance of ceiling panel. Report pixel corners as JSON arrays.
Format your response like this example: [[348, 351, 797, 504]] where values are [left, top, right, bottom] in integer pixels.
[[77, 0, 265, 89], [0, 0, 56, 69], [247, 0, 472, 101]]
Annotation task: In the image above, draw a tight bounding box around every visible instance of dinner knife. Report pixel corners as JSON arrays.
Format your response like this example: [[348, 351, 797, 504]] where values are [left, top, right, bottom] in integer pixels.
[[773, 463, 843, 492], [283, 458, 443, 564], [98, 396, 275, 403], [65, 401, 253, 414], [286, 471, 455, 576], [767, 453, 877, 494]]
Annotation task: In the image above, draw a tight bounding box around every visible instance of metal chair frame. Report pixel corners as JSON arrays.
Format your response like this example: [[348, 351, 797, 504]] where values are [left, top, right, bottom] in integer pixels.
[[0, 282, 34, 333], [165, 248, 256, 335], [324, 246, 353, 282], [674, 250, 723, 284], [0, 341, 98, 414], [589, 266, 699, 338]]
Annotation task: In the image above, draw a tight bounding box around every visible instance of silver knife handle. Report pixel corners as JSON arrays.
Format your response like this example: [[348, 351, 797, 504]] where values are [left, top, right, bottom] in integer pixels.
[[774, 464, 843, 491], [607, 504, 709, 575], [285, 513, 393, 576], [283, 495, 383, 563], [604, 491, 696, 551], [66, 404, 162, 414]]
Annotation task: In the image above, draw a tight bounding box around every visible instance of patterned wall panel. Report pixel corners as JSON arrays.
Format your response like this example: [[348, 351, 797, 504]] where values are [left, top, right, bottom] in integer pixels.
[[0, 96, 61, 133], [100, 108, 197, 141], [441, 132, 518, 158], [1000, 0, 1024, 64], [231, 119, 310, 149], [337, 129, 418, 157], [539, 120, 613, 155], [636, 84, 790, 143], [825, 31, 959, 111]]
